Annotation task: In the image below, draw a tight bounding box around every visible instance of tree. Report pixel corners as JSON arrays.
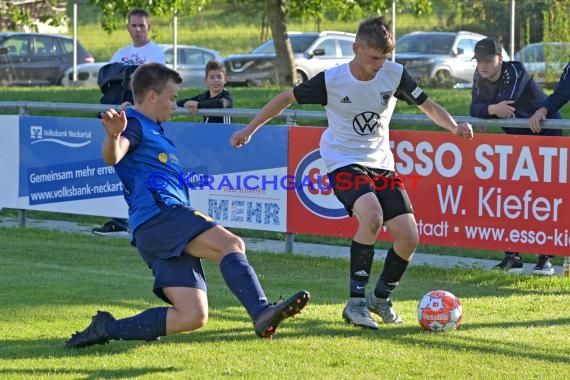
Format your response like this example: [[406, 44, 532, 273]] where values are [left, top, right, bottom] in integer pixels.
[[87, 0, 210, 33], [267, 0, 296, 85], [0, 0, 67, 31]]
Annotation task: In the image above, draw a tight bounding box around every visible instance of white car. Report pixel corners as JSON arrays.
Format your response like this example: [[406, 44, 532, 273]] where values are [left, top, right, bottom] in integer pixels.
[[223, 31, 356, 86], [514, 42, 570, 86], [61, 44, 223, 88]]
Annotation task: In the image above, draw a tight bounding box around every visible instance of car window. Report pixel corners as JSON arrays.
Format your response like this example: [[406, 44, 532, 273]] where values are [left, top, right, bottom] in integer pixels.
[[164, 48, 174, 65], [523, 45, 542, 62], [187, 49, 214, 65], [34, 36, 61, 56], [251, 35, 318, 55], [339, 39, 354, 57], [0, 35, 30, 56], [544, 43, 570, 61], [397, 34, 454, 54], [457, 38, 477, 57], [314, 39, 337, 57], [60, 39, 74, 54]]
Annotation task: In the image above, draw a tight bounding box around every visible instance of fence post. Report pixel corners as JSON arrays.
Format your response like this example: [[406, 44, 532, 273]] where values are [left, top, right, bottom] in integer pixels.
[[18, 103, 28, 227], [284, 112, 297, 252], [285, 233, 294, 253]]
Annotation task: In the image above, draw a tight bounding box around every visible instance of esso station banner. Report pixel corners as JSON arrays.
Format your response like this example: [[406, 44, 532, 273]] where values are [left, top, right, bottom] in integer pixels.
[[288, 127, 569, 256]]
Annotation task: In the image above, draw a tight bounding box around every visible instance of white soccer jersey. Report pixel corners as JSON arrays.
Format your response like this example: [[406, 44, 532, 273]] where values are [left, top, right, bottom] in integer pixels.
[[293, 61, 427, 172], [111, 41, 166, 65]]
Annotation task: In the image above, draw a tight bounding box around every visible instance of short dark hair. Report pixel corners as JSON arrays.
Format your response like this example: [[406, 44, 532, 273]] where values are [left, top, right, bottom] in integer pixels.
[[131, 63, 182, 103], [127, 8, 150, 23], [205, 60, 226, 77], [356, 16, 395, 54]]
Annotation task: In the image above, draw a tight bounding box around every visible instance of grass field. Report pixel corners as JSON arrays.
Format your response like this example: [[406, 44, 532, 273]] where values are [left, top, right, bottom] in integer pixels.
[[1, 227, 570, 379]]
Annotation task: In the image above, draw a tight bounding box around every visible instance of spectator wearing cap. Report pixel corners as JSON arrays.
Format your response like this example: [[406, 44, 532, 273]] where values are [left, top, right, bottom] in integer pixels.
[[469, 37, 561, 276]]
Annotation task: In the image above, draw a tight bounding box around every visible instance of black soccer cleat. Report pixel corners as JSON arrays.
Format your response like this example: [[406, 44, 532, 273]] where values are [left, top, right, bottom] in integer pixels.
[[64, 310, 115, 349], [254, 290, 310, 339]]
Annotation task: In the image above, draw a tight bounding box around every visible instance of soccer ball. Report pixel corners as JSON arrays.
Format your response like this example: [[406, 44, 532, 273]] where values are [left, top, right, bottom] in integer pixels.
[[417, 290, 462, 332]]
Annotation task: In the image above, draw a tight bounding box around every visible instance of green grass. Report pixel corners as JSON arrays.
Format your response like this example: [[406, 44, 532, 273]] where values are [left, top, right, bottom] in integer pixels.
[[1, 227, 569, 379]]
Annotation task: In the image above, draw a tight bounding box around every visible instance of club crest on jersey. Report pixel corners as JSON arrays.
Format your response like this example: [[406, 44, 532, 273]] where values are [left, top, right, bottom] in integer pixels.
[[380, 91, 392, 105], [353, 111, 380, 135]]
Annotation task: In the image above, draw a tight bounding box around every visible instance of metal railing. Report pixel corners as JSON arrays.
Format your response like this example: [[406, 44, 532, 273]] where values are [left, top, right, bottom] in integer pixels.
[[1, 101, 568, 252], [1, 101, 569, 129]]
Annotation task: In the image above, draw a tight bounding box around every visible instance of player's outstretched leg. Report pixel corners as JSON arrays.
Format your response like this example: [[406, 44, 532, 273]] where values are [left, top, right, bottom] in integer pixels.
[[254, 290, 310, 338], [64, 311, 115, 349]]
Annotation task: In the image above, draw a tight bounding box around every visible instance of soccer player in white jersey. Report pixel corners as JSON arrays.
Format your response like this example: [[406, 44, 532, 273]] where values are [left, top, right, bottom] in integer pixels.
[[230, 17, 473, 329]]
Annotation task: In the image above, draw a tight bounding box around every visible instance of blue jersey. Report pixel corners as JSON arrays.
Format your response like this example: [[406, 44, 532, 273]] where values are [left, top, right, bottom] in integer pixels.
[[114, 108, 190, 233]]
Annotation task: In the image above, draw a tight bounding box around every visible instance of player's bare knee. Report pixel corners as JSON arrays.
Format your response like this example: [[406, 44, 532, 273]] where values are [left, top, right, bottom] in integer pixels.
[[364, 213, 383, 234], [221, 233, 245, 253], [180, 309, 208, 331], [400, 233, 419, 252]]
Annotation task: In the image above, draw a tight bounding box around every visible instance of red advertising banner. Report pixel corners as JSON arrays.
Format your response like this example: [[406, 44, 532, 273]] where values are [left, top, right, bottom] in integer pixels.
[[288, 127, 570, 256]]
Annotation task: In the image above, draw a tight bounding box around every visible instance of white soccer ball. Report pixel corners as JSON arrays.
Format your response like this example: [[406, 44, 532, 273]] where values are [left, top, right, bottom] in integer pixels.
[[417, 290, 462, 332]]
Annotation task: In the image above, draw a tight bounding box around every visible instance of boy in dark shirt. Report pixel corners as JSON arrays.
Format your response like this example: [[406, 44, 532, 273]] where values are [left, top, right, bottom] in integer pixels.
[[178, 60, 233, 123]]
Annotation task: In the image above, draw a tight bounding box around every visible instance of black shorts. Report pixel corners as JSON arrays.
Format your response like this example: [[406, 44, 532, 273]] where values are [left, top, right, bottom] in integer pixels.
[[328, 164, 414, 220], [134, 204, 217, 303]]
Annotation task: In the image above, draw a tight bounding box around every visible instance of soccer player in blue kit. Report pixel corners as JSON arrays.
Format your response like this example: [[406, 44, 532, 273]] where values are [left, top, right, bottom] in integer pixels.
[[231, 17, 473, 329], [64, 63, 309, 348]]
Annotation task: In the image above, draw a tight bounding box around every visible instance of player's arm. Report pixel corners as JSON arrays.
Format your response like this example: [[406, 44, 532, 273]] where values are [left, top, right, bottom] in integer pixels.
[[231, 72, 326, 148], [100, 108, 131, 165], [395, 69, 472, 139], [418, 99, 473, 140], [231, 89, 296, 148]]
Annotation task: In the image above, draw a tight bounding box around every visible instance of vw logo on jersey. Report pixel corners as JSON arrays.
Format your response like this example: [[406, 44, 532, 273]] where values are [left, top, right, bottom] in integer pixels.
[[294, 149, 347, 219], [353, 111, 381, 135]]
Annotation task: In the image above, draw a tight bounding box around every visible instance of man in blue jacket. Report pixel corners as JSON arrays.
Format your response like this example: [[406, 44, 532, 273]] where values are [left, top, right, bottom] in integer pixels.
[[470, 37, 561, 276]]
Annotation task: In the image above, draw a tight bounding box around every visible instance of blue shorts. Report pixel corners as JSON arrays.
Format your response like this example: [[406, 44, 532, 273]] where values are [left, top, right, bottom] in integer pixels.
[[134, 205, 217, 304]]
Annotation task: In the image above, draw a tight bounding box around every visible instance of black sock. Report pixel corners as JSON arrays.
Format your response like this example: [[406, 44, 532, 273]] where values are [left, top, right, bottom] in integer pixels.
[[349, 241, 375, 298], [374, 247, 409, 299]]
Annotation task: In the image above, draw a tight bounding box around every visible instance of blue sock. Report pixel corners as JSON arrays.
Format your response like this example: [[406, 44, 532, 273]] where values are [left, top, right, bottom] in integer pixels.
[[105, 307, 167, 341], [220, 252, 268, 321]]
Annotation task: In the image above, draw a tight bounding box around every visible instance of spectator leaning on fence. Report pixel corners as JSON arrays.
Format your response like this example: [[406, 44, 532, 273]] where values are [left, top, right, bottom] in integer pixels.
[[92, 8, 167, 237], [177, 60, 233, 124], [470, 37, 562, 276], [231, 16, 473, 330], [528, 61, 570, 133]]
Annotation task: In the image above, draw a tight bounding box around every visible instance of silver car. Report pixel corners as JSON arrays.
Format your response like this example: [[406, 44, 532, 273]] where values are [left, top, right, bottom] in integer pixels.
[[395, 31, 510, 88], [224, 31, 356, 86], [61, 44, 223, 88]]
